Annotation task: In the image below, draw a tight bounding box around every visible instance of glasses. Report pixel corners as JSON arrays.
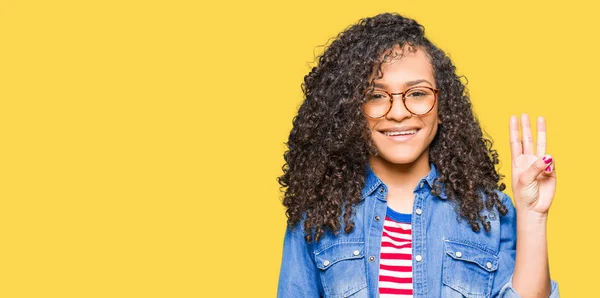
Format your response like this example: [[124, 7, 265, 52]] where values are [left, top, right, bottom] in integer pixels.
[[363, 86, 439, 118]]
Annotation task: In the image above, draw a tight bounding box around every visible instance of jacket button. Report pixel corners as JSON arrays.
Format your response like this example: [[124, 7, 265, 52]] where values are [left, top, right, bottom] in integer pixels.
[[323, 260, 330, 267], [353, 250, 360, 256], [455, 251, 462, 258], [486, 262, 492, 269], [416, 208, 422, 215], [368, 256, 375, 262], [489, 211, 497, 220], [419, 181, 424, 188], [374, 215, 380, 221], [415, 255, 422, 262]]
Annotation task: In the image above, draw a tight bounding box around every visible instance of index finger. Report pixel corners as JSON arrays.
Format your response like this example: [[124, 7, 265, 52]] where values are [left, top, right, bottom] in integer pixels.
[[521, 114, 534, 155], [509, 115, 522, 161]]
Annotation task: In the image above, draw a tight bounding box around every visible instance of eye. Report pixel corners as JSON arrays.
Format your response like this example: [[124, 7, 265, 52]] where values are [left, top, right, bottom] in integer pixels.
[[366, 91, 390, 101], [406, 87, 433, 98]]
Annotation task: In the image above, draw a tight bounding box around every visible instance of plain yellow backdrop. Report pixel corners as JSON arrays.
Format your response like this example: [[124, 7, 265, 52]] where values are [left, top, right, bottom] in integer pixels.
[[1, 0, 597, 297]]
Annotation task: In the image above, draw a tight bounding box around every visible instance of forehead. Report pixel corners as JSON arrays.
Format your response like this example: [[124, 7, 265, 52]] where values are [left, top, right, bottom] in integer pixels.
[[370, 45, 434, 86]]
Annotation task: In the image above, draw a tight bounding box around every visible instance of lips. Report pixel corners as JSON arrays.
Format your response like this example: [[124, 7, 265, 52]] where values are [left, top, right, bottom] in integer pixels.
[[377, 126, 421, 141]]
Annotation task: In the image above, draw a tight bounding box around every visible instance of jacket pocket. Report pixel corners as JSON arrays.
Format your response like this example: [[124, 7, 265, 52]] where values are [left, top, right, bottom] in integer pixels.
[[442, 239, 498, 298], [314, 239, 368, 298]]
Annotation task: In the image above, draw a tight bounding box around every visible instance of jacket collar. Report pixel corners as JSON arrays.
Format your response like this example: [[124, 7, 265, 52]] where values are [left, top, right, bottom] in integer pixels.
[[362, 162, 448, 200]]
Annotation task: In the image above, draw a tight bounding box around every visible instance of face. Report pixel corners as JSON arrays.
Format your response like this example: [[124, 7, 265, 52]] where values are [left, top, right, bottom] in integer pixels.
[[365, 45, 441, 165]]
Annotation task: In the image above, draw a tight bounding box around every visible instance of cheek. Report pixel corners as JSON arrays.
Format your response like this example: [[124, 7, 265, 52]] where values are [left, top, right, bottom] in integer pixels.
[[427, 120, 441, 143], [367, 118, 378, 131], [426, 116, 439, 134]]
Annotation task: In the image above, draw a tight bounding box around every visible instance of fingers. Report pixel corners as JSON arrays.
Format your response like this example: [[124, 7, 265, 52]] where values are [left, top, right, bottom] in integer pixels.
[[521, 114, 534, 155], [509, 115, 522, 162], [547, 156, 556, 176], [519, 154, 555, 185], [510, 114, 548, 160], [536, 116, 547, 157]]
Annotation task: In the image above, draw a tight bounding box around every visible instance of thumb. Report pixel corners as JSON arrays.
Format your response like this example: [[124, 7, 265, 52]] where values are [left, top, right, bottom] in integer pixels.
[[520, 155, 554, 185]]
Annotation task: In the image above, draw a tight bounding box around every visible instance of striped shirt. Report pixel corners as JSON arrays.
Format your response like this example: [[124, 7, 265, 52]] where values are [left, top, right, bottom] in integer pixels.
[[378, 207, 413, 297]]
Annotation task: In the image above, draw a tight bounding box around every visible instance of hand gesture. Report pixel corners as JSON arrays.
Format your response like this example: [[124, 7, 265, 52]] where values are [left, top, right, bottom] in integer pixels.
[[509, 114, 557, 215]]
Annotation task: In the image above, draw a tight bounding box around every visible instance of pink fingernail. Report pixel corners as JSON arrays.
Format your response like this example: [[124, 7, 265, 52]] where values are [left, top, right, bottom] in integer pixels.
[[543, 156, 553, 164], [546, 166, 551, 172]]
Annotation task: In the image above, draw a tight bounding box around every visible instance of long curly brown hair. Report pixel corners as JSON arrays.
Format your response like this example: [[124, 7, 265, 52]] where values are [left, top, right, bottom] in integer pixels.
[[278, 12, 508, 242]]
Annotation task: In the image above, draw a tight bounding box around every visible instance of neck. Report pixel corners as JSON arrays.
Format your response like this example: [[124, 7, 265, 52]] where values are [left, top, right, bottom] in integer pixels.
[[368, 154, 431, 193]]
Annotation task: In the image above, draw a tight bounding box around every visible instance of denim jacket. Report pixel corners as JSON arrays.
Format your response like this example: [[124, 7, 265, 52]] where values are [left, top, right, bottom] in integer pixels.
[[277, 163, 560, 297]]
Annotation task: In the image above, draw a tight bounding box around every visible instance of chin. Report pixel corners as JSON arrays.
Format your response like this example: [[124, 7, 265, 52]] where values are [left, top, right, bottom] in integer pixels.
[[375, 151, 421, 165], [370, 133, 432, 166]]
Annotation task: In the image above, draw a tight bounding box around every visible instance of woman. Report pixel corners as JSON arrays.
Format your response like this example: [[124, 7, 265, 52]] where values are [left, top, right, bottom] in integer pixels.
[[277, 12, 559, 297]]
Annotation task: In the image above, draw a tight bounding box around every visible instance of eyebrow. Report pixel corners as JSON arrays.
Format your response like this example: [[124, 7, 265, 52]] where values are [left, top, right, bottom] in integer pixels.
[[374, 79, 434, 89]]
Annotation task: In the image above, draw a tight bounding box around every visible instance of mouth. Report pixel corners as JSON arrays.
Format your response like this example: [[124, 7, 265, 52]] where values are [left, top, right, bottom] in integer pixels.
[[378, 128, 420, 142]]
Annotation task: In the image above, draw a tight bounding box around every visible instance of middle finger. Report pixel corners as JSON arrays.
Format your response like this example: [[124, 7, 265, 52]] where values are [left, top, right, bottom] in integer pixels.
[[521, 114, 534, 155]]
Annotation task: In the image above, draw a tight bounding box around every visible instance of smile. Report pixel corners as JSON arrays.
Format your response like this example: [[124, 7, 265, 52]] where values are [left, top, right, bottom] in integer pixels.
[[379, 128, 420, 142]]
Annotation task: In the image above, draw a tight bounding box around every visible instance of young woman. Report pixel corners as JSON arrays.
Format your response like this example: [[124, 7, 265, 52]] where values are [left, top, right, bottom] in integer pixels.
[[277, 12, 560, 298]]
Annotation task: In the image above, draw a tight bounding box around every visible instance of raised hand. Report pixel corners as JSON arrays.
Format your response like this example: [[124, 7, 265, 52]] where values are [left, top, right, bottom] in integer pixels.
[[509, 114, 557, 215]]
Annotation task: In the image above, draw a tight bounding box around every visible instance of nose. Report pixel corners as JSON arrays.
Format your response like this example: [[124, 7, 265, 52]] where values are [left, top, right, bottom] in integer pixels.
[[385, 94, 412, 121]]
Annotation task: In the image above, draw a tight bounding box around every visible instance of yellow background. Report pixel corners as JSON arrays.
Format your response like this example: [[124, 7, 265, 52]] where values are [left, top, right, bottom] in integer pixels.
[[1, 0, 597, 297]]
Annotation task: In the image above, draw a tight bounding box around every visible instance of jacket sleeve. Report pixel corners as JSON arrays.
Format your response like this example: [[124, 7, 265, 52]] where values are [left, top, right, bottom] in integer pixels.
[[494, 192, 560, 298], [499, 274, 560, 297], [277, 222, 322, 298]]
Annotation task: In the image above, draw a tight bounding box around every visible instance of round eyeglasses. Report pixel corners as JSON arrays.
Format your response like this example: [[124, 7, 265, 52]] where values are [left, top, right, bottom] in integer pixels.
[[363, 86, 439, 118]]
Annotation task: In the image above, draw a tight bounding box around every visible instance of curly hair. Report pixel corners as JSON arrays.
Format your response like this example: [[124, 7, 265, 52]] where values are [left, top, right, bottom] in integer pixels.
[[278, 12, 508, 242]]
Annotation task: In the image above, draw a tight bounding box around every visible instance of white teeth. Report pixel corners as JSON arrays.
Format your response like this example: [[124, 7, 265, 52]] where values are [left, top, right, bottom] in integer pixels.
[[384, 129, 418, 136]]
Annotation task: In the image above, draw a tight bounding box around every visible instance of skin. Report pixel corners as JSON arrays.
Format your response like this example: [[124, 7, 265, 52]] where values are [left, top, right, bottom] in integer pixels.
[[510, 114, 556, 297], [367, 45, 555, 297], [367, 45, 441, 213]]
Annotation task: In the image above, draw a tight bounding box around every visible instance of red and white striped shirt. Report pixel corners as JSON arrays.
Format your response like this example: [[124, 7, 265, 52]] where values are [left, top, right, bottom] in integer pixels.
[[378, 207, 413, 297]]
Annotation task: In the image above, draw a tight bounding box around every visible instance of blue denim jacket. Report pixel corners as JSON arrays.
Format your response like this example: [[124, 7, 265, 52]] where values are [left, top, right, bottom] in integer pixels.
[[278, 163, 560, 297]]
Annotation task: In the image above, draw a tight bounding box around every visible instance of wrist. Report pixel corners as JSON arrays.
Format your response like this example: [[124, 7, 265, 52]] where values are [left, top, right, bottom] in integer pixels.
[[516, 209, 548, 229]]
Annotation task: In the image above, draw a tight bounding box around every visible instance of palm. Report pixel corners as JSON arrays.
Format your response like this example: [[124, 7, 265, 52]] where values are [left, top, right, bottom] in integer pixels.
[[509, 115, 557, 214]]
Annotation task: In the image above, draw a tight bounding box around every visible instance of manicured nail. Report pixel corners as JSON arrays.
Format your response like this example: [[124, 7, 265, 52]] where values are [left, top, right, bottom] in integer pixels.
[[542, 156, 553, 164], [546, 166, 552, 173]]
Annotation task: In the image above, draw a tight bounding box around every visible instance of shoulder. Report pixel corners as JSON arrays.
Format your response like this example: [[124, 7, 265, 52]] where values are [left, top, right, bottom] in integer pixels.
[[490, 189, 517, 217], [488, 190, 517, 241], [494, 189, 513, 205]]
